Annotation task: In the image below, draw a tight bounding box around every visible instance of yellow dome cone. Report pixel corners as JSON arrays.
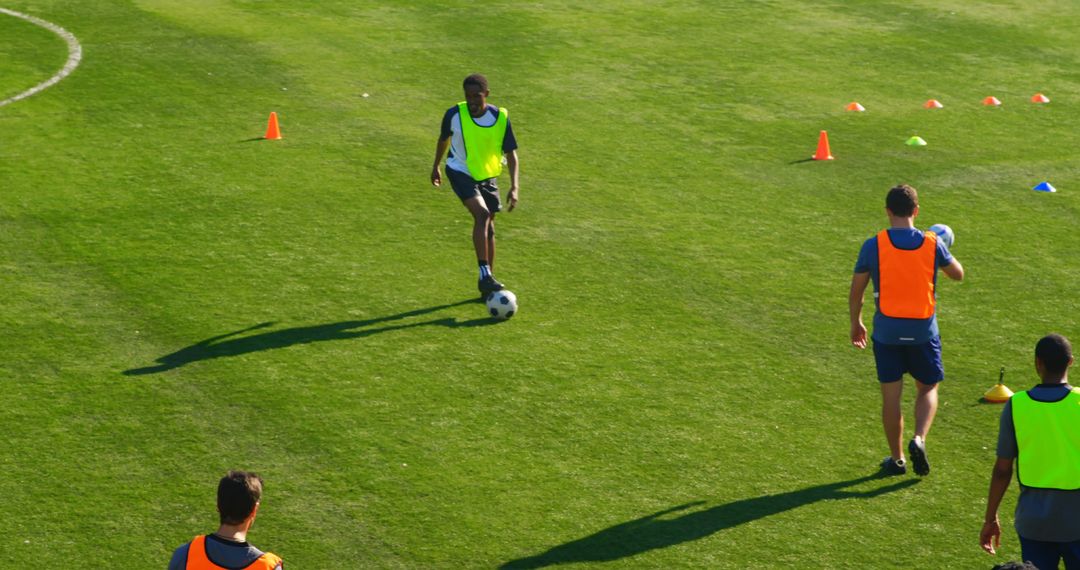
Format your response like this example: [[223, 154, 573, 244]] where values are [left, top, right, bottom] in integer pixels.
[[984, 366, 1014, 403]]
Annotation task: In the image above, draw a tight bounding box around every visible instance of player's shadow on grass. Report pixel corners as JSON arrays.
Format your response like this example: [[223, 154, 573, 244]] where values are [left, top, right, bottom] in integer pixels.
[[124, 299, 489, 375], [500, 473, 918, 569]]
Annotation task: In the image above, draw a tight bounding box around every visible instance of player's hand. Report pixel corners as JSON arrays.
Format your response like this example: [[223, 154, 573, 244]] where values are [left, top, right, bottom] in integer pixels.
[[980, 519, 1001, 554], [431, 168, 442, 187], [850, 322, 868, 349], [507, 187, 519, 211]]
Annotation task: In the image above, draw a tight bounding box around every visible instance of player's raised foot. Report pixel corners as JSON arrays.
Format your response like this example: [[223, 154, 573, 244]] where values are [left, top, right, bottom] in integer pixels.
[[478, 275, 505, 297], [908, 437, 930, 476], [879, 456, 907, 476]]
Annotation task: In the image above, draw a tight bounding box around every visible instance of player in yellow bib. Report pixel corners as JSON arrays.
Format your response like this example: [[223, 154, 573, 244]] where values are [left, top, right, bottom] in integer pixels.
[[981, 335, 1080, 568], [431, 74, 520, 300]]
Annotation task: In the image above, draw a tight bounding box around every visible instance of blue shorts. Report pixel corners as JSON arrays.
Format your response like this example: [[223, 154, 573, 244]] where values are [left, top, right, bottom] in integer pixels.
[[445, 166, 501, 213], [1019, 535, 1080, 570], [872, 337, 944, 384]]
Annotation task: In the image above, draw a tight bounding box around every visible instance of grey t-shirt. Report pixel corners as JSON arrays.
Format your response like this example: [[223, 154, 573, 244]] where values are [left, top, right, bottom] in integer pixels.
[[996, 383, 1080, 542], [168, 533, 282, 570]]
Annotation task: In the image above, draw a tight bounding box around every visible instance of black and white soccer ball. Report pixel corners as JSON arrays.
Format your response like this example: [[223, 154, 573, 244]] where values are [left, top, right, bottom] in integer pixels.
[[486, 290, 517, 320]]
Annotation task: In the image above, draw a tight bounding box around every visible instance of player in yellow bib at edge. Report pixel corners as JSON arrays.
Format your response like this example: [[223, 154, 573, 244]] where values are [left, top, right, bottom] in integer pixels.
[[431, 73, 521, 300]]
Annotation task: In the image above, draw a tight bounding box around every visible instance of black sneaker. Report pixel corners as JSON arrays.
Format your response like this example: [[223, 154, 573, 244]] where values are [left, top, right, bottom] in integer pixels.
[[880, 456, 907, 476], [908, 438, 930, 476], [478, 276, 504, 299]]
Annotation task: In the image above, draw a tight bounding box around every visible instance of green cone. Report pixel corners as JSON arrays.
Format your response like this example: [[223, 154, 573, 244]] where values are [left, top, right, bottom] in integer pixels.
[[906, 136, 927, 146]]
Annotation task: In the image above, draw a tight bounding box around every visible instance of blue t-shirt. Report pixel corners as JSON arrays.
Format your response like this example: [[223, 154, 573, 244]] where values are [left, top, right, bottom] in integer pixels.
[[853, 228, 954, 345]]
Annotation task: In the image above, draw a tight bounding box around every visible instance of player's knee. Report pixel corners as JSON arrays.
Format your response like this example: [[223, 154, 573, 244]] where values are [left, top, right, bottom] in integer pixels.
[[472, 209, 491, 225]]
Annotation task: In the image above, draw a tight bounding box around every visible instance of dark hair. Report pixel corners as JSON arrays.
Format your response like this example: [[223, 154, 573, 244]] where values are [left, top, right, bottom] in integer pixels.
[[218, 470, 263, 525], [992, 562, 1039, 570], [886, 184, 919, 217], [1035, 334, 1072, 376], [463, 73, 488, 92]]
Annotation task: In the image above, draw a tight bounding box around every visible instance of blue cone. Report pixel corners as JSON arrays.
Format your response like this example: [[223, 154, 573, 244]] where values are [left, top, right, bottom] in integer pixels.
[[1033, 182, 1057, 193]]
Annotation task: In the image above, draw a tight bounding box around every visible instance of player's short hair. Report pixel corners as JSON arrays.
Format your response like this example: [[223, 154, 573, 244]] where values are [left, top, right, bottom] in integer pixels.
[[218, 470, 263, 525], [886, 184, 919, 217], [1035, 334, 1072, 376], [463, 73, 489, 92], [991, 562, 1039, 570]]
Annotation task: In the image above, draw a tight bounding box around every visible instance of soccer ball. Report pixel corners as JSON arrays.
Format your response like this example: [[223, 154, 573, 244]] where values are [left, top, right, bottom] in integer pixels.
[[929, 223, 954, 248], [486, 290, 517, 320]]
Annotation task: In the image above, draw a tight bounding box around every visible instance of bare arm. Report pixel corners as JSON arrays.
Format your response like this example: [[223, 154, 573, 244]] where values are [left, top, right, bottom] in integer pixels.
[[943, 258, 964, 281], [980, 457, 1014, 554], [431, 137, 451, 187], [849, 272, 871, 349], [505, 149, 519, 211]]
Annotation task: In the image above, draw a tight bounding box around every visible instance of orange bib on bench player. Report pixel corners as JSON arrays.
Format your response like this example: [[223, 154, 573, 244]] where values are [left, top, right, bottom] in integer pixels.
[[186, 535, 282, 570], [877, 230, 937, 319]]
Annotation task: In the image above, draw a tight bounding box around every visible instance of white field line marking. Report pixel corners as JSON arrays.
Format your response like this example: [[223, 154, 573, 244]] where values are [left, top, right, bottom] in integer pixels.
[[0, 7, 82, 108]]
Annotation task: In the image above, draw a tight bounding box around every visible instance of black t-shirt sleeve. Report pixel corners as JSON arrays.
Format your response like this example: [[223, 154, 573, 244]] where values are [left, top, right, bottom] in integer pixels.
[[440, 107, 456, 140], [503, 119, 518, 153]]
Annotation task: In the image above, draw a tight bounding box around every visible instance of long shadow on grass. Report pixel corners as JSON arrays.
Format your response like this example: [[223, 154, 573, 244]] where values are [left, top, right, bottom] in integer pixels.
[[500, 474, 918, 568], [124, 299, 488, 375]]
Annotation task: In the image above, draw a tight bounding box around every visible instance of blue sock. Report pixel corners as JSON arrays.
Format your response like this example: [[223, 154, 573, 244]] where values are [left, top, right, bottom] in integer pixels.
[[479, 263, 492, 280]]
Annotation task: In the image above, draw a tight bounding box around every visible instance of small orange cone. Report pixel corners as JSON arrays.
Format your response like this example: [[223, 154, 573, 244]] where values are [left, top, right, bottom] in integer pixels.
[[846, 102, 865, 112], [812, 130, 833, 160], [923, 99, 943, 109], [1032, 93, 1050, 103], [264, 112, 282, 140], [983, 96, 1002, 106]]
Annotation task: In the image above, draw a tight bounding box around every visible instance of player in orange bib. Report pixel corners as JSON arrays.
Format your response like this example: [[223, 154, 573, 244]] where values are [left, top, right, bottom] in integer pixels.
[[849, 185, 964, 477], [169, 471, 283, 570]]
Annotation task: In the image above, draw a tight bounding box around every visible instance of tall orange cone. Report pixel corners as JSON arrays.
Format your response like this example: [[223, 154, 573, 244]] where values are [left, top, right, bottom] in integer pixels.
[[812, 130, 833, 160], [264, 112, 282, 140]]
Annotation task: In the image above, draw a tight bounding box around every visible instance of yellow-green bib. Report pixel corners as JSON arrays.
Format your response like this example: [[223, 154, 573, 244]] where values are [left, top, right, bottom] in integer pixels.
[[1013, 388, 1080, 490], [458, 102, 508, 180]]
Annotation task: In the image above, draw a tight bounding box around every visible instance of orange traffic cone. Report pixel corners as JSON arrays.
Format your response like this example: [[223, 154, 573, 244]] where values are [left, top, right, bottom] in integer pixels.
[[923, 99, 943, 109], [983, 96, 1002, 106], [812, 130, 833, 160], [264, 112, 282, 140], [1031, 93, 1050, 103], [846, 102, 865, 112]]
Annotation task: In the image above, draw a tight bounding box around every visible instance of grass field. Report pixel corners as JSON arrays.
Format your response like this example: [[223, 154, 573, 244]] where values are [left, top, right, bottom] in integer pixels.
[[2, 1, 1080, 567]]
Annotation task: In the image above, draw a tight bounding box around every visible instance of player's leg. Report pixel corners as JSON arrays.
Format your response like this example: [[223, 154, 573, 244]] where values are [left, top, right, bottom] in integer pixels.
[[880, 380, 905, 461], [487, 215, 496, 271], [477, 178, 503, 287], [913, 381, 939, 440], [1059, 538, 1080, 569], [445, 167, 490, 263], [908, 337, 944, 476], [462, 196, 492, 264], [1017, 536, 1064, 570], [873, 341, 906, 469]]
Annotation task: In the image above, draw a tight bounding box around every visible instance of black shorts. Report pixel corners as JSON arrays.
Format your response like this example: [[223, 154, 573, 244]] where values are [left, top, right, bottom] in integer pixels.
[[445, 166, 501, 213]]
